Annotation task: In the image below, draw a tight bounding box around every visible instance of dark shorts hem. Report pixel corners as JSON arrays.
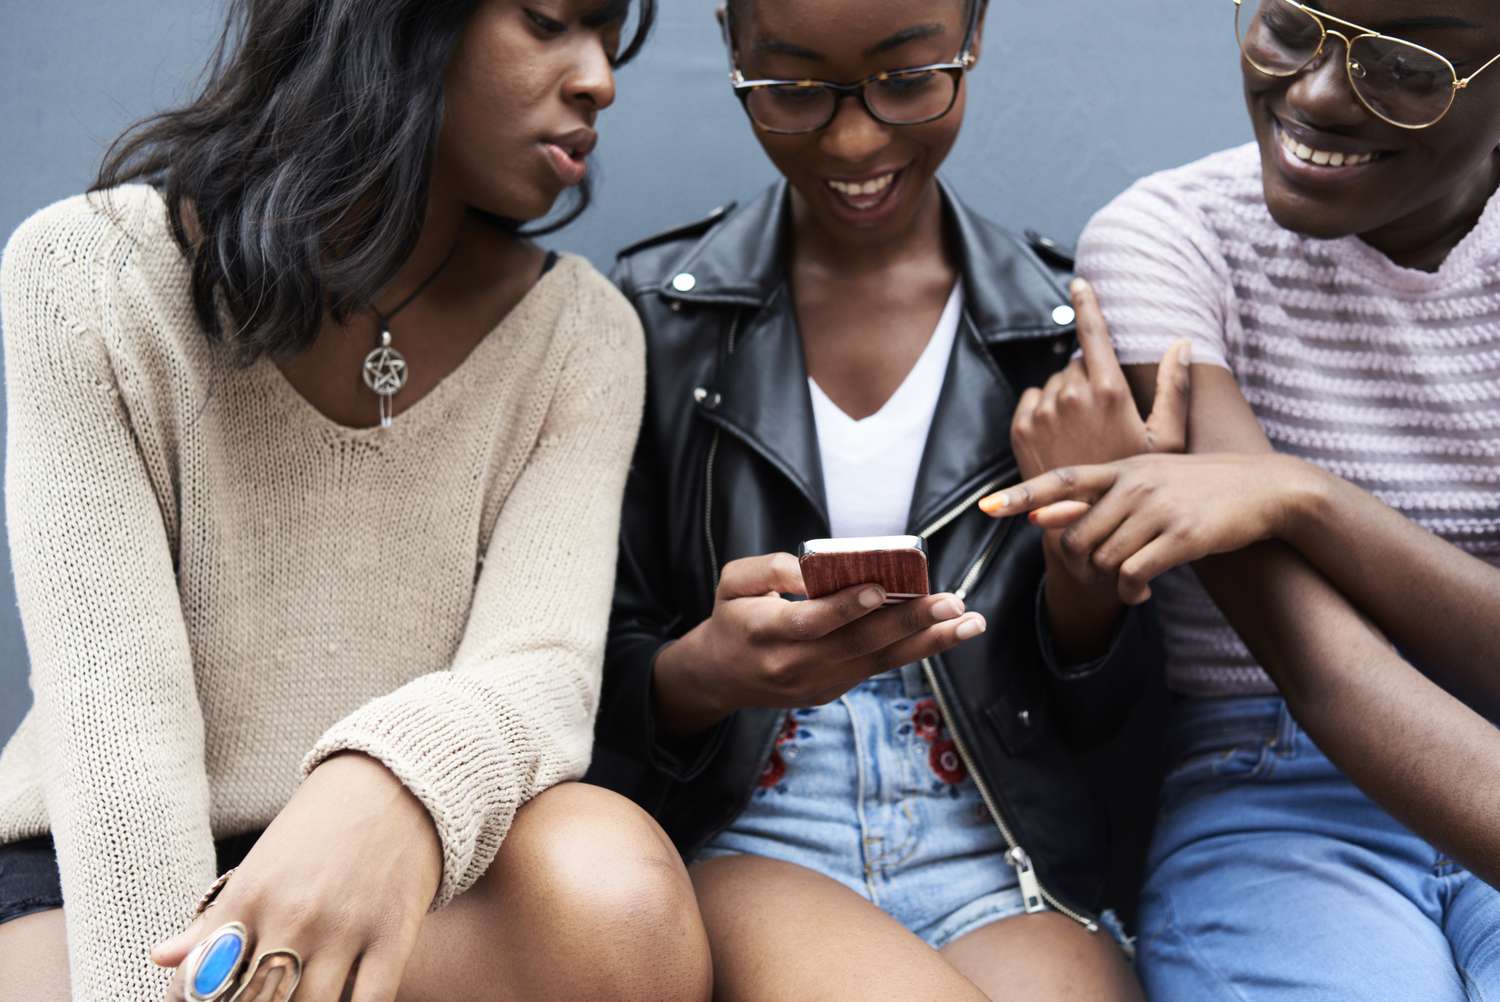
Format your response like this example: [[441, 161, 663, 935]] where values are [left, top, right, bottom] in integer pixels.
[[0, 831, 261, 926]]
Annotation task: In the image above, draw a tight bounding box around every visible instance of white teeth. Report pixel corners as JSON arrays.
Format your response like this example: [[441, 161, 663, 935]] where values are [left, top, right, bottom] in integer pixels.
[[1279, 129, 1377, 167], [828, 172, 896, 199]]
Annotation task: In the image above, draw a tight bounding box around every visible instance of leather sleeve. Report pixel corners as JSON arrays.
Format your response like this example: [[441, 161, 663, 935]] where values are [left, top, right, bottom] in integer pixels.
[[1033, 579, 1160, 746], [592, 263, 732, 788]]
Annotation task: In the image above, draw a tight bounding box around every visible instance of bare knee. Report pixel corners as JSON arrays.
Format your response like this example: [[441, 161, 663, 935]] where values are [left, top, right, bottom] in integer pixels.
[[484, 784, 712, 1002]]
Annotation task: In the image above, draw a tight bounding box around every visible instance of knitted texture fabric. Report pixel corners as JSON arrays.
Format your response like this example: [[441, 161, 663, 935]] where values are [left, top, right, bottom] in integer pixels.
[[1077, 143, 1500, 696], [0, 185, 644, 1000]]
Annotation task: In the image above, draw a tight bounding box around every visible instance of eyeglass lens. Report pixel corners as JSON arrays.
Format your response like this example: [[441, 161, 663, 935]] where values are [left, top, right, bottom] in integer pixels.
[[1236, 0, 1456, 127], [744, 68, 959, 133]]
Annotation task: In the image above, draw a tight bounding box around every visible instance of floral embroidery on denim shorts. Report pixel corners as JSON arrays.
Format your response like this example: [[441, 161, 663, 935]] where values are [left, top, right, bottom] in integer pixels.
[[699, 663, 1032, 948]]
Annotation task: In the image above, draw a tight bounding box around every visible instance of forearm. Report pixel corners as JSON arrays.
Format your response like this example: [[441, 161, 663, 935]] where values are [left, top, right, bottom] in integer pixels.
[[652, 631, 736, 737], [1281, 461, 1500, 708], [1133, 362, 1500, 875], [1195, 543, 1500, 885]]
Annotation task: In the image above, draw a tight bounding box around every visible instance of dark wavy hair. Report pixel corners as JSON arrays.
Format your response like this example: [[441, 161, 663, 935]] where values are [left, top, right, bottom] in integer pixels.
[[94, 0, 654, 362]]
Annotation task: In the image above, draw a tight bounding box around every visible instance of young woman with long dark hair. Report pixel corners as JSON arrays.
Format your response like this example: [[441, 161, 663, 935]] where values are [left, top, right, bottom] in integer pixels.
[[0, 2, 714, 1000], [978, 0, 1500, 997], [590, 0, 1182, 997]]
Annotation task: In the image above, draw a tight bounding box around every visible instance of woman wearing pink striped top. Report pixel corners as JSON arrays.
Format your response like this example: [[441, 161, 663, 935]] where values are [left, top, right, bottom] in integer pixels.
[[985, 0, 1500, 999]]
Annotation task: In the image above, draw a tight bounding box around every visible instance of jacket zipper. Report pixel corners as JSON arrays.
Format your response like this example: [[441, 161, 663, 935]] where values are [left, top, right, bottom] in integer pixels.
[[704, 430, 721, 590], [703, 313, 743, 591], [916, 472, 1101, 932]]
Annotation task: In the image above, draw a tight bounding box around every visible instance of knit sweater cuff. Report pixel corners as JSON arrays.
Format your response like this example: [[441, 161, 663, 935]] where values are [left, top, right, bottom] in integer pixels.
[[301, 675, 519, 910]]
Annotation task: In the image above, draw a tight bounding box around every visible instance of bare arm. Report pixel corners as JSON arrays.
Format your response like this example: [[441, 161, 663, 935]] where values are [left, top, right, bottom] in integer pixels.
[[1136, 362, 1500, 887], [1276, 459, 1500, 706]]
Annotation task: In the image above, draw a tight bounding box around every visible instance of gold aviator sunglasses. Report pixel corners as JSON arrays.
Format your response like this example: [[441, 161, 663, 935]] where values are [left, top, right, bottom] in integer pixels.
[[1234, 0, 1500, 129]]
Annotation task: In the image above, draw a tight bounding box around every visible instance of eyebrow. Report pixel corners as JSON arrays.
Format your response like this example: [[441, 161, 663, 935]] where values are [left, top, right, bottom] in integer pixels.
[[866, 24, 947, 56], [1375, 16, 1484, 33], [1306, 6, 1483, 34], [753, 23, 950, 62]]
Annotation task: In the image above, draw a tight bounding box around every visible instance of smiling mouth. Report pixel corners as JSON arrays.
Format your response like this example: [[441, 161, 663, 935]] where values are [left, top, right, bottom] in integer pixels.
[[825, 169, 902, 211], [1278, 130, 1381, 168], [1273, 118, 1395, 170]]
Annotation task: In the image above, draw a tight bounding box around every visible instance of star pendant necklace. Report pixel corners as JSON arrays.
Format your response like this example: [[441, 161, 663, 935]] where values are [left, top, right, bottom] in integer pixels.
[[364, 236, 462, 429]]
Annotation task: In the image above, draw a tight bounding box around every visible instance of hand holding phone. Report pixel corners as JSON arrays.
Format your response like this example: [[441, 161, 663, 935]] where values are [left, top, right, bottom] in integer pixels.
[[651, 550, 986, 737]]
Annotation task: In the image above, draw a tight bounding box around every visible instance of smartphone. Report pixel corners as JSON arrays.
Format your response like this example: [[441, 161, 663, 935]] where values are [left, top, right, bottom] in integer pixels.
[[797, 535, 930, 603]]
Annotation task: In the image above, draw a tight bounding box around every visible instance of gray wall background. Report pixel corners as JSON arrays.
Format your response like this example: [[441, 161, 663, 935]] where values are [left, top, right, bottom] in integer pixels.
[[0, 0, 1250, 744]]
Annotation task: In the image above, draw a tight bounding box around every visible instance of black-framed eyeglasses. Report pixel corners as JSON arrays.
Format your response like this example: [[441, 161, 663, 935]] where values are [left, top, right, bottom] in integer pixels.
[[721, 1, 982, 135]]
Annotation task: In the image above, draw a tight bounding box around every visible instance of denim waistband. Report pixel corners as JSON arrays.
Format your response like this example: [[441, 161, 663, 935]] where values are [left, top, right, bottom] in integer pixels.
[[1165, 695, 1299, 765], [865, 661, 932, 700]]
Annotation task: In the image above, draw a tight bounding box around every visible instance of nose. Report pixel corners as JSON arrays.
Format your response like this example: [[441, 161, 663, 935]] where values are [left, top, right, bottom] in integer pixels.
[[819, 93, 891, 166], [565, 39, 616, 113], [1286, 31, 1368, 127]]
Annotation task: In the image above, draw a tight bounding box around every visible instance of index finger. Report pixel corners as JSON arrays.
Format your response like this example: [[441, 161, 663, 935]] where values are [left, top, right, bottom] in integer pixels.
[[978, 465, 1119, 516], [1070, 278, 1125, 386]]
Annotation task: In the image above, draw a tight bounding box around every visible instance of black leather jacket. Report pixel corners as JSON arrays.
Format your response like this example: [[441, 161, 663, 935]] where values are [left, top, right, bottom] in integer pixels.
[[586, 180, 1157, 926]]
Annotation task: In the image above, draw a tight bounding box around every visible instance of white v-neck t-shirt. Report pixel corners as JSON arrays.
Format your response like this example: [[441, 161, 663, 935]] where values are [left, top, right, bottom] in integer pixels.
[[809, 282, 963, 538]]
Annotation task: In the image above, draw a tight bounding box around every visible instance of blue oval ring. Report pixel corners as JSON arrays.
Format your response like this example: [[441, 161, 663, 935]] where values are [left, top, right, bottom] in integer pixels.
[[185, 921, 249, 1001]]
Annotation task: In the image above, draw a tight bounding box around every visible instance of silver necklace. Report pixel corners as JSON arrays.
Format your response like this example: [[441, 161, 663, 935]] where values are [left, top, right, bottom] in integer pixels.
[[364, 238, 461, 429]]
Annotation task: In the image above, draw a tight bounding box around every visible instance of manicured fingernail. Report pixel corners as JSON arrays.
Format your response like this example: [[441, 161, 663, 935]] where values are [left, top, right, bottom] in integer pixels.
[[1069, 277, 1086, 297], [935, 598, 965, 621], [978, 492, 1009, 514], [859, 588, 884, 609], [956, 614, 987, 640]]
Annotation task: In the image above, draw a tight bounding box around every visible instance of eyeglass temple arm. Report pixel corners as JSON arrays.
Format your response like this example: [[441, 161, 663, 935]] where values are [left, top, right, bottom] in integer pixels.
[[719, 5, 743, 83], [958, 0, 983, 61], [1458, 49, 1500, 87]]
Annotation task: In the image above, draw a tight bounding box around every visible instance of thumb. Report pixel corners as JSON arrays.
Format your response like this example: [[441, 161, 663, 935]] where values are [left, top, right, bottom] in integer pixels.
[[718, 552, 806, 600], [151, 913, 212, 967], [1144, 340, 1193, 454]]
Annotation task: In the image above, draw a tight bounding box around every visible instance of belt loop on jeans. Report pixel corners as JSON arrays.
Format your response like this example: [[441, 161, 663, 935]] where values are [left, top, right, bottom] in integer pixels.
[[1271, 699, 1299, 757], [900, 662, 929, 700]]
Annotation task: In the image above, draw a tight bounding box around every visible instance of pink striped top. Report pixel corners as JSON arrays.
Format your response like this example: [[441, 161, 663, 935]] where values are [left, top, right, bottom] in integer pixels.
[[1077, 143, 1500, 696]]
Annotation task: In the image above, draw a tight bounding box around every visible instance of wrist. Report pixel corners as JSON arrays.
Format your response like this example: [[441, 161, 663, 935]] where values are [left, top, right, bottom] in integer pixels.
[[653, 628, 732, 737], [1042, 551, 1125, 663], [1042, 539, 1121, 611], [1272, 455, 1337, 548], [303, 752, 442, 895]]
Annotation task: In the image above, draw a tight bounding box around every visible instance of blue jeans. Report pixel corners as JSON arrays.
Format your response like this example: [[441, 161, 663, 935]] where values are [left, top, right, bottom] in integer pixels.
[[1138, 696, 1500, 1001], [697, 663, 1029, 949]]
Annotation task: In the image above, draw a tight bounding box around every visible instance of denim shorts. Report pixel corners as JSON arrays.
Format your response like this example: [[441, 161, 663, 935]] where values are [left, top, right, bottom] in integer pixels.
[[0, 832, 260, 925], [699, 663, 1035, 950]]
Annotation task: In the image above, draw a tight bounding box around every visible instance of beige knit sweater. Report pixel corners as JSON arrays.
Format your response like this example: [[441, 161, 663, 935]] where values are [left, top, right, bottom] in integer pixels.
[[0, 186, 644, 1000]]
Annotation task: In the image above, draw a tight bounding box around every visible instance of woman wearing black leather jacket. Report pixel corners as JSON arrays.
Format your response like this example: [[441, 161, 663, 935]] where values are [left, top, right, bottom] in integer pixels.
[[588, 0, 1170, 996]]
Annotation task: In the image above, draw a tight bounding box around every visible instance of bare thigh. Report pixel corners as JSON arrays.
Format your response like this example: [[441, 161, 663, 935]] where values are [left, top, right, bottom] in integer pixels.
[[396, 782, 711, 1002], [941, 912, 1144, 1002], [0, 908, 69, 1002], [2, 786, 711, 1002], [690, 854, 988, 1002]]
